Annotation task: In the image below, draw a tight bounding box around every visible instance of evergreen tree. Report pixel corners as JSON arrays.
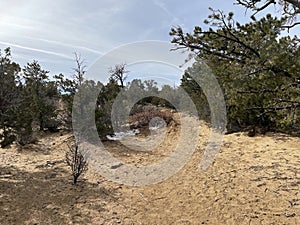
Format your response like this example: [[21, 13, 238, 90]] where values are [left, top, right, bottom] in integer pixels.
[[0, 48, 22, 146], [170, 13, 300, 134], [236, 0, 300, 29], [23, 61, 58, 132]]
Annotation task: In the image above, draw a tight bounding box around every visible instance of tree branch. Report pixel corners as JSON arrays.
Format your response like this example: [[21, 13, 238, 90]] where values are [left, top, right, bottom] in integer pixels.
[[203, 31, 260, 57], [246, 104, 300, 111], [236, 0, 300, 28], [285, 0, 300, 10], [282, 21, 300, 31]]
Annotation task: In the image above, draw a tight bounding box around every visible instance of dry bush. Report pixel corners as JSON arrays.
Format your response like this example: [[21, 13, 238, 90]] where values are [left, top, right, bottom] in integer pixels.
[[65, 142, 88, 185], [129, 107, 173, 128]]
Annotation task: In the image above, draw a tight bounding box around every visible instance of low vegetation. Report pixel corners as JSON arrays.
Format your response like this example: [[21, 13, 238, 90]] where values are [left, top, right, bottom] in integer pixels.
[[65, 142, 88, 185], [129, 106, 174, 128]]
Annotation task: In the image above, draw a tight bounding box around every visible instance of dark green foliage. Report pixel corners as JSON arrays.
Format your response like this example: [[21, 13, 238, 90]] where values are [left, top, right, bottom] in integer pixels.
[[0, 48, 22, 146], [170, 12, 300, 134], [54, 73, 77, 129], [96, 79, 120, 138], [73, 79, 105, 140], [0, 128, 16, 148], [180, 71, 210, 121], [0, 49, 63, 146], [23, 61, 59, 132]]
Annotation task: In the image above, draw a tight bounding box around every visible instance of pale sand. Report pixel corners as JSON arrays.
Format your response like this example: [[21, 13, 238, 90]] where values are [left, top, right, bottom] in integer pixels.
[[0, 118, 299, 224]]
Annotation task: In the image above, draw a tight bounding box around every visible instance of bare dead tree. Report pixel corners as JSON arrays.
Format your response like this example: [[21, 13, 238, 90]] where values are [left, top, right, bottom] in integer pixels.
[[73, 52, 86, 87], [109, 63, 129, 88], [66, 142, 88, 185]]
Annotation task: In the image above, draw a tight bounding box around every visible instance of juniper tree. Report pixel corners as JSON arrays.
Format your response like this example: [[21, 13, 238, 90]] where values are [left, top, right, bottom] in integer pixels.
[[0, 48, 22, 146], [23, 61, 58, 132]]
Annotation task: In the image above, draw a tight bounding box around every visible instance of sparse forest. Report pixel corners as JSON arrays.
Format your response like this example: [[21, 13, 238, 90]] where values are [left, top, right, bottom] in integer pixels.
[[1, 2, 298, 147], [0, 49, 182, 147]]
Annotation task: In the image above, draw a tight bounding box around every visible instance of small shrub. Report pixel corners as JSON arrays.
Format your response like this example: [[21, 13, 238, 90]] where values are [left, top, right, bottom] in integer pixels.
[[45, 119, 60, 132], [129, 107, 173, 128], [17, 128, 37, 146], [66, 142, 88, 185], [0, 129, 16, 148]]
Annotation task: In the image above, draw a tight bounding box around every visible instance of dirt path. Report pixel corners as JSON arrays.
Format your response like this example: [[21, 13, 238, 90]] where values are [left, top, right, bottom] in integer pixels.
[[0, 121, 299, 224]]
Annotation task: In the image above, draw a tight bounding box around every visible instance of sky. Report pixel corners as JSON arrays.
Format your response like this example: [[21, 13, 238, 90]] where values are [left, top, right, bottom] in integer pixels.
[[0, 0, 299, 83]]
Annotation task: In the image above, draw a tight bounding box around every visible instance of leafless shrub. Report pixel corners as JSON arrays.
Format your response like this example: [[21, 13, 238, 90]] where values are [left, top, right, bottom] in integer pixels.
[[129, 108, 173, 128], [65, 142, 88, 185]]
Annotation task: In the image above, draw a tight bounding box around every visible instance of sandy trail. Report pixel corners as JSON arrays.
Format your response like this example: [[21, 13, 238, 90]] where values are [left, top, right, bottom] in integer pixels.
[[0, 120, 299, 224]]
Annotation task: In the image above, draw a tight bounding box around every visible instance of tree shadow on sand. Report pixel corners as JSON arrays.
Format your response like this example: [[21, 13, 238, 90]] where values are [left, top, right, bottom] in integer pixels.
[[0, 164, 119, 225]]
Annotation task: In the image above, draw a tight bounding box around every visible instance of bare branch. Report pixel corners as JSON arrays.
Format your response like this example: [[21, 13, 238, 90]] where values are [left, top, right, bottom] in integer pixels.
[[109, 63, 129, 88], [66, 142, 88, 185], [282, 21, 300, 31], [284, 0, 300, 10], [236, 0, 300, 28], [73, 52, 86, 86], [254, 0, 276, 14]]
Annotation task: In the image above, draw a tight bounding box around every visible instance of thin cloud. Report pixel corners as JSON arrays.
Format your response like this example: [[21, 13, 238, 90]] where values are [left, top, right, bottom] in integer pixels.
[[0, 41, 73, 60], [28, 38, 104, 55], [0, 21, 35, 30], [153, 0, 180, 24]]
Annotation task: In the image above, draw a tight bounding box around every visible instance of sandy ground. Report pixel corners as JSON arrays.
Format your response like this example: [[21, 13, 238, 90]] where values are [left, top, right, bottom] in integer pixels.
[[0, 118, 299, 225]]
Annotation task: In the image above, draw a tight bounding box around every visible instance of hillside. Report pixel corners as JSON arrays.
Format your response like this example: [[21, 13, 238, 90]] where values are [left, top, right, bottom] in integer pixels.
[[0, 119, 299, 225]]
